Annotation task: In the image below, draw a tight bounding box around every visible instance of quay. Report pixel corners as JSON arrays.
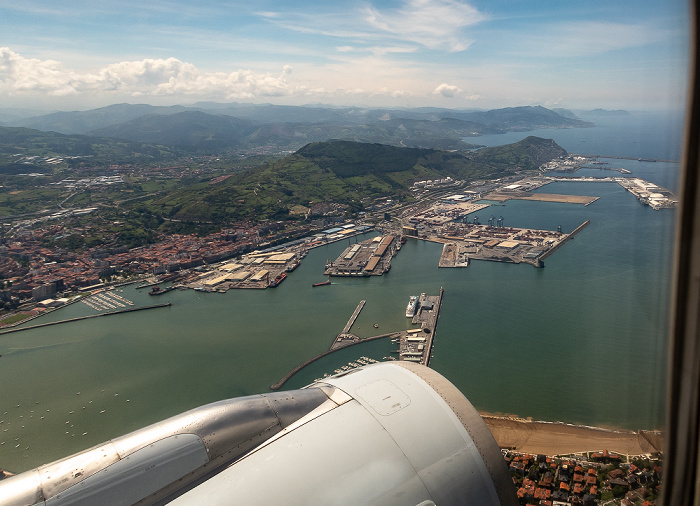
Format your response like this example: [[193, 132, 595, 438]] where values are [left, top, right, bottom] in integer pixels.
[[0, 303, 172, 335], [431, 220, 591, 268]]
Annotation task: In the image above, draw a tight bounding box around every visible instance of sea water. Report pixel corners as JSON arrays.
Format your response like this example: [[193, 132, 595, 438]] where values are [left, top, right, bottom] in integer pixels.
[[0, 111, 681, 472]]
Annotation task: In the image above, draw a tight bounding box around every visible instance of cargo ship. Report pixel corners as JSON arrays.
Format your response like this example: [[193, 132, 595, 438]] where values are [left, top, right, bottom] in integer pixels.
[[312, 280, 331, 287], [269, 272, 287, 287], [149, 285, 175, 296], [405, 296, 418, 317]]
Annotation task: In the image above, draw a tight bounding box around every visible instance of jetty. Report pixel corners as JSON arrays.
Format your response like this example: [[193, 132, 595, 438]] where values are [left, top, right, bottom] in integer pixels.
[[333, 300, 365, 346], [0, 303, 172, 335]]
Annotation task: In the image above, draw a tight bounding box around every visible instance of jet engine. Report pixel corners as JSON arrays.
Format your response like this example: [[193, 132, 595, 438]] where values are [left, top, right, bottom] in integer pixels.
[[0, 362, 516, 505]]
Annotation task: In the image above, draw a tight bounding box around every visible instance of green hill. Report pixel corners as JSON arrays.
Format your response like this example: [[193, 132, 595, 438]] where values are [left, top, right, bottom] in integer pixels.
[[147, 137, 566, 223]]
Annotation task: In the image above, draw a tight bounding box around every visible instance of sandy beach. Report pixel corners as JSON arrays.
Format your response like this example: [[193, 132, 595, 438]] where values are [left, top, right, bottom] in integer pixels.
[[482, 415, 664, 457]]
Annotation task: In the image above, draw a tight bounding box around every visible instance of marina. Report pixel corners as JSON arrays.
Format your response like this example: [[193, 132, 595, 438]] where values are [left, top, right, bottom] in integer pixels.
[[80, 290, 135, 311]]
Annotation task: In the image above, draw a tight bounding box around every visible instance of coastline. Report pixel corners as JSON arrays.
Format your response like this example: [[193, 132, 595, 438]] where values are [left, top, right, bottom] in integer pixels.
[[480, 412, 664, 458]]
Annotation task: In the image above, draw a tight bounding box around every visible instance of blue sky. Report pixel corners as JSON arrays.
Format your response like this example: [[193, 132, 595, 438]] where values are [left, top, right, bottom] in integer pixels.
[[0, 0, 690, 111]]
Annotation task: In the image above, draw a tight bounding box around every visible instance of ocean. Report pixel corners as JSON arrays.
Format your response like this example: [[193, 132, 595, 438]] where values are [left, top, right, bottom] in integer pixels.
[[0, 111, 682, 472]]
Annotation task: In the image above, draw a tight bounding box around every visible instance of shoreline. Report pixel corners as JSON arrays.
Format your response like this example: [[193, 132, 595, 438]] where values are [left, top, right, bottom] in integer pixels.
[[479, 412, 664, 457]]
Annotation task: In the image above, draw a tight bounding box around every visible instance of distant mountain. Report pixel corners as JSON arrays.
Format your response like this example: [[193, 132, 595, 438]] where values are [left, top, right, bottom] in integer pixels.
[[580, 109, 631, 117], [6, 102, 593, 154], [446, 106, 592, 130], [90, 110, 258, 151], [0, 108, 58, 125], [203, 103, 354, 124], [0, 126, 180, 165], [551, 108, 580, 120], [10, 103, 190, 134], [88, 110, 497, 153]]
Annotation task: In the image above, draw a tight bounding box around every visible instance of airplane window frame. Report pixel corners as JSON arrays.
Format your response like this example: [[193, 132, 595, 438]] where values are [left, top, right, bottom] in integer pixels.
[[662, 0, 700, 503]]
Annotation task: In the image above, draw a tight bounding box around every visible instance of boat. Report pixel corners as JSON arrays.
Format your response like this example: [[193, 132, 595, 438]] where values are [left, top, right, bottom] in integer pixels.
[[149, 285, 175, 296], [269, 272, 287, 287], [405, 295, 418, 317], [373, 323, 379, 328], [312, 280, 331, 287]]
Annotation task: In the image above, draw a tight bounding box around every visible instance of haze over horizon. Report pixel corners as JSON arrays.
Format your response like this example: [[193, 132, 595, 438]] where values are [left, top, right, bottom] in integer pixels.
[[0, 0, 690, 112]]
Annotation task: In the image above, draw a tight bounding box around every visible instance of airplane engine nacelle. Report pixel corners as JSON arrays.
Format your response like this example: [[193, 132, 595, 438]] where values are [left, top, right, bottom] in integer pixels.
[[0, 362, 517, 505]]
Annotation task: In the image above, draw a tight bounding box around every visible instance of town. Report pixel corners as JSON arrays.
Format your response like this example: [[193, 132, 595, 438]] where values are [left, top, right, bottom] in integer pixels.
[[505, 450, 662, 505]]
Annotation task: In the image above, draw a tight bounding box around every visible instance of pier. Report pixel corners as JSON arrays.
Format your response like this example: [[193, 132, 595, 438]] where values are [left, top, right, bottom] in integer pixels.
[[333, 300, 365, 346], [401, 289, 442, 366], [0, 303, 172, 335]]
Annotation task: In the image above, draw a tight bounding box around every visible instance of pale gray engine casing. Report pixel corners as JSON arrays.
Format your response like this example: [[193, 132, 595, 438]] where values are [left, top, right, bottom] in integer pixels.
[[0, 362, 516, 506]]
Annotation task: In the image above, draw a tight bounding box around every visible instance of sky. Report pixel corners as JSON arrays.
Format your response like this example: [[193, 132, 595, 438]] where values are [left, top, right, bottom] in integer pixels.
[[0, 0, 691, 112]]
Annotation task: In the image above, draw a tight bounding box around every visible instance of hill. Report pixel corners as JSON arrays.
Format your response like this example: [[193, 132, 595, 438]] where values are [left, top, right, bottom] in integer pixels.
[[147, 137, 566, 223]]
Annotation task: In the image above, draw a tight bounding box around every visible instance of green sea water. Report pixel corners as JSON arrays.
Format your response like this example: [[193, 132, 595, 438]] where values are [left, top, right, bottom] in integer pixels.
[[0, 157, 677, 473]]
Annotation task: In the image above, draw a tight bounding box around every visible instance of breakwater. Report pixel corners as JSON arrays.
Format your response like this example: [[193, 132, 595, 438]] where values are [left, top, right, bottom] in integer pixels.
[[0, 303, 172, 335], [269, 332, 400, 390], [539, 220, 590, 262]]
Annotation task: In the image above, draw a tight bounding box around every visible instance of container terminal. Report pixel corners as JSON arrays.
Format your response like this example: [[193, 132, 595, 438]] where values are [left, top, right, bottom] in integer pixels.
[[430, 221, 590, 268], [324, 234, 397, 277]]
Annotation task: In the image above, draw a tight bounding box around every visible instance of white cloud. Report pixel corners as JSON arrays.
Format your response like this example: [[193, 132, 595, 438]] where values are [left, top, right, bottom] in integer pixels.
[[259, 0, 486, 53], [364, 0, 486, 52], [433, 83, 462, 98], [0, 48, 429, 106], [0, 48, 295, 100]]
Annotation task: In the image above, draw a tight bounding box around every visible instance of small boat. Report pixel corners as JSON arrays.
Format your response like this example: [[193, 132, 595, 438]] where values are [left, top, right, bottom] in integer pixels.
[[373, 323, 379, 328], [312, 280, 331, 287]]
